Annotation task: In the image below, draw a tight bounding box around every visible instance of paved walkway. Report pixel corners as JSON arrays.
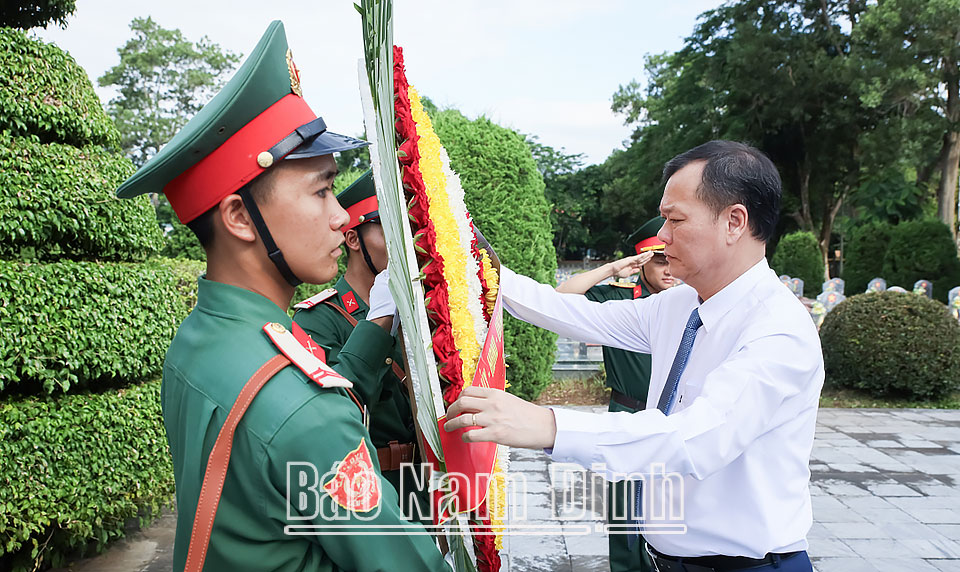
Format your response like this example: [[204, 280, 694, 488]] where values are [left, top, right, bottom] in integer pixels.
[[55, 407, 960, 572]]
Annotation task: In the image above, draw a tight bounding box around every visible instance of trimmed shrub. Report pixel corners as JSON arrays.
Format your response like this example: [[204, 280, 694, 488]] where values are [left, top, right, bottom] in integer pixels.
[[0, 133, 162, 261], [0, 29, 118, 148], [821, 292, 960, 400], [882, 219, 960, 302], [843, 221, 895, 294], [771, 231, 824, 297], [0, 259, 192, 393], [433, 109, 557, 400], [0, 379, 173, 571]]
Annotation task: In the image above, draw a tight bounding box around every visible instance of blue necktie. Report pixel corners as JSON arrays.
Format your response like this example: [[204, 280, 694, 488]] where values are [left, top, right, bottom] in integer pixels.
[[628, 307, 702, 548]]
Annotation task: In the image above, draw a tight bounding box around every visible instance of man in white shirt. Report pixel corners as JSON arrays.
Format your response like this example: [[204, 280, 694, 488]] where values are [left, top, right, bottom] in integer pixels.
[[446, 141, 821, 572]]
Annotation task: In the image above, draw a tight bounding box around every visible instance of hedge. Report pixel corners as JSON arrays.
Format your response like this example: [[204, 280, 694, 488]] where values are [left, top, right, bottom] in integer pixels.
[[0, 379, 173, 572], [843, 221, 895, 294], [771, 231, 824, 297], [821, 292, 960, 400], [0, 259, 195, 394], [0, 29, 118, 148], [882, 219, 960, 302], [0, 132, 162, 262], [433, 109, 557, 400]]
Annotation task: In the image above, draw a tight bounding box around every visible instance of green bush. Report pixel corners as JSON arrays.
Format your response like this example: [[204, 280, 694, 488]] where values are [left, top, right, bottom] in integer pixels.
[[0, 29, 118, 148], [0, 259, 193, 393], [433, 109, 557, 400], [882, 219, 960, 302], [771, 231, 824, 297], [843, 221, 895, 294], [0, 132, 162, 261], [0, 379, 173, 572], [821, 292, 960, 400]]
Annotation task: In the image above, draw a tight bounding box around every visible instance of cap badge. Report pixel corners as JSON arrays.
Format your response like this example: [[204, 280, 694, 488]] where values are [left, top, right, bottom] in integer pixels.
[[286, 48, 302, 97]]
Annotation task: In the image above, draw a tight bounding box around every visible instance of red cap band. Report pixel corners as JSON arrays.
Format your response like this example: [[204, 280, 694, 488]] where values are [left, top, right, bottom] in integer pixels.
[[634, 236, 665, 255], [165, 94, 317, 223], [344, 195, 379, 230]]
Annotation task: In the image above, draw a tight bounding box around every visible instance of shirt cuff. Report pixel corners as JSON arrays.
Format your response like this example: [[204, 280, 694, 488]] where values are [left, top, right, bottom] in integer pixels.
[[547, 407, 602, 466], [338, 319, 394, 369]]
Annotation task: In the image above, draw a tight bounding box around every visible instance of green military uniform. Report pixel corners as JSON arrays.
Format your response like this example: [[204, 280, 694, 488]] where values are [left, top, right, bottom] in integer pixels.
[[295, 277, 431, 523], [585, 281, 654, 572], [116, 21, 447, 571], [164, 278, 446, 571]]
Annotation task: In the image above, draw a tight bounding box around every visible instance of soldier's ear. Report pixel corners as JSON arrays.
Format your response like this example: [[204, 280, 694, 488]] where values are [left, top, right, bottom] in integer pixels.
[[218, 194, 258, 243], [343, 228, 362, 253]]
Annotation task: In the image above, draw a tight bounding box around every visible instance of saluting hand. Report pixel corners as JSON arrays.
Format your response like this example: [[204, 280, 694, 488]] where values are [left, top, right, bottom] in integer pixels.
[[610, 251, 655, 279], [444, 386, 557, 450]]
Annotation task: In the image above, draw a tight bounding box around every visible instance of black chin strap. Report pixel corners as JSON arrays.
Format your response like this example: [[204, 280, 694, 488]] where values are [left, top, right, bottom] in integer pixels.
[[640, 267, 659, 295], [237, 186, 303, 287], [355, 225, 379, 276]]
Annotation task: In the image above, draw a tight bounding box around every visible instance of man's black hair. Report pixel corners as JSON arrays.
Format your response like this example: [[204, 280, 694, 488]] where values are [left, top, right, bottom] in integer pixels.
[[662, 140, 781, 242]]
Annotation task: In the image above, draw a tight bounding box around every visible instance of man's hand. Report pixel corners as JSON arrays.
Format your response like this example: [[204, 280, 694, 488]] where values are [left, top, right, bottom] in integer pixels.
[[367, 268, 397, 332], [611, 252, 654, 279], [444, 386, 558, 450]]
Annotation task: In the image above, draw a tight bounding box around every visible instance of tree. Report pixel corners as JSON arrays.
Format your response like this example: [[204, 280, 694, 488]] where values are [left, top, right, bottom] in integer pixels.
[[524, 135, 593, 258], [854, 0, 960, 239], [99, 18, 240, 259], [612, 0, 872, 278], [98, 17, 241, 167], [0, 0, 76, 29]]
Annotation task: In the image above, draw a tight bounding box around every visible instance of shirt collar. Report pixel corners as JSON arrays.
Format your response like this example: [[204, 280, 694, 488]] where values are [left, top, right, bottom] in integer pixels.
[[195, 277, 293, 327], [696, 258, 771, 333]]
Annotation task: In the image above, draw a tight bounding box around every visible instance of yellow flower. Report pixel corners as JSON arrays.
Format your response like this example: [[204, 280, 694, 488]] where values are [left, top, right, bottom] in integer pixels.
[[409, 86, 482, 384]]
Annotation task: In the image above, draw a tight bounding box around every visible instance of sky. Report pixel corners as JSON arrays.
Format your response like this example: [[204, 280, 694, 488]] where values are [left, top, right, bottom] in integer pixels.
[[35, 0, 724, 166]]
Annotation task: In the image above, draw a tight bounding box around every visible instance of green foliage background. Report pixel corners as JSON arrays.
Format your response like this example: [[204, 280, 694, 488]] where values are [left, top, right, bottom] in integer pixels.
[[0, 259, 195, 394], [0, 31, 193, 571], [433, 109, 558, 400], [882, 220, 960, 302], [0, 29, 117, 148], [842, 221, 896, 294], [0, 133, 162, 261], [0, 380, 173, 570], [771, 231, 825, 297], [821, 292, 960, 399]]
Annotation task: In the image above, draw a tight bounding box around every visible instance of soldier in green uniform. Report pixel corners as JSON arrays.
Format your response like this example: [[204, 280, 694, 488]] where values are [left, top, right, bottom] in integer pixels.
[[555, 216, 673, 572], [293, 170, 430, 524], [115, 22, 447, 572]]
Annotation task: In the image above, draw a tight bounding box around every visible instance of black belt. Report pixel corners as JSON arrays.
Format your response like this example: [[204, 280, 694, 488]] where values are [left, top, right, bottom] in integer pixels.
[[611, 390, 645, 411], [647, 544, 802, 572]]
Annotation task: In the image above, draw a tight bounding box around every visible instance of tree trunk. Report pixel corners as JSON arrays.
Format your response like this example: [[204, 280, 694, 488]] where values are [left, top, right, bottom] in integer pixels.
[[818, 194, 844, 281], [797, 157, 814, 231], [939, 53, 959, 243], [938, 131, 959, 238]]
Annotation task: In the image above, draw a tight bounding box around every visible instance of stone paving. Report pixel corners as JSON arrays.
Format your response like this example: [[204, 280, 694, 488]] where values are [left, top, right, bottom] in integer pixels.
[[55, 407, 960, 572], [498, 406, 960, 572]]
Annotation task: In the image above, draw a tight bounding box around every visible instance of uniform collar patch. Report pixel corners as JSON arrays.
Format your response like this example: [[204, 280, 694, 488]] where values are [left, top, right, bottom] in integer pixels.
[[341, 291, 360, 313]]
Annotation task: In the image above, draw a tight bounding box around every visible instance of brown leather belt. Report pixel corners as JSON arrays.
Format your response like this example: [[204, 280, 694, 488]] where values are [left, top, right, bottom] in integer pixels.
[[611, 389, 645, 411], [376, 440, 416, 471]]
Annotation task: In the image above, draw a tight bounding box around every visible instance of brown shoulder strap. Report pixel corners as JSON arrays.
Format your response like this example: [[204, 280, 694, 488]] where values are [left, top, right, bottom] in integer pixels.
[[184, 353, 291, 572], [321, 299, 408, 385]]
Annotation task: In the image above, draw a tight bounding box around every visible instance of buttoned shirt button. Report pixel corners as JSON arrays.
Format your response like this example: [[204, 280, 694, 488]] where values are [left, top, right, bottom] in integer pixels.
[[385, 357, 393, 365]]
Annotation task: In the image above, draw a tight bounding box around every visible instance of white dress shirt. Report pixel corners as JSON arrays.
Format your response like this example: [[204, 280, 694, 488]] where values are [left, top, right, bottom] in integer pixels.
[[501, 258, 823, 558]]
